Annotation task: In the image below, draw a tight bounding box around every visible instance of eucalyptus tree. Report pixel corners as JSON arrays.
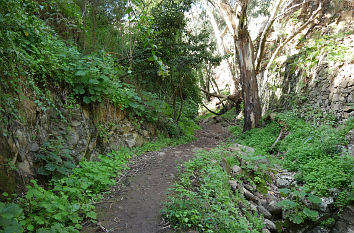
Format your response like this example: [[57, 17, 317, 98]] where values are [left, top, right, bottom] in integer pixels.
[[205, 0, 322, 131]]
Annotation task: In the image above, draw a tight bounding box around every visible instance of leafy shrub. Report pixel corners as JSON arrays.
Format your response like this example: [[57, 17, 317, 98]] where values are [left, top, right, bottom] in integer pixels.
[[6, 135, 189, 232], [277, 113, 341, 170], [229, 121, 281, 155], [35, 137, 75, 179], [277, 188, 322, 224], [20, 180, 84, 232], [0, 201, 24, 233], [163, 148, 264, 232]]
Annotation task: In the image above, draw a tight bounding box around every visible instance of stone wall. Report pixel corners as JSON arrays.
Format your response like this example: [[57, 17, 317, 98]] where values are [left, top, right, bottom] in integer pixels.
[[259, 13, 354, 122], [0, 93, 156, 195]]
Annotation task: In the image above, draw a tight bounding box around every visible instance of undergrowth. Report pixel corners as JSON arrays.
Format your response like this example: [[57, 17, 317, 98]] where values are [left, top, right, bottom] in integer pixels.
[[229, 113, 354, 199], [162, 147, 264, 233], [1, 136, 193, 232]]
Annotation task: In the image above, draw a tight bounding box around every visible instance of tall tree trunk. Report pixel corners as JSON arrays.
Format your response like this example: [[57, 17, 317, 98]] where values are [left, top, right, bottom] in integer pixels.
[[91, 1, 97, 50], [235, 29, 261, 131]]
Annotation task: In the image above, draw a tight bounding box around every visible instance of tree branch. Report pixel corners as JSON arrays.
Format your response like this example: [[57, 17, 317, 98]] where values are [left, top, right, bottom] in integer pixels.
[[255, 0, 284, 74], [275, 0, 308, 21], [220, 26, 228, 38], [265, 2, 322, 71], [201, 102, 223, 115]]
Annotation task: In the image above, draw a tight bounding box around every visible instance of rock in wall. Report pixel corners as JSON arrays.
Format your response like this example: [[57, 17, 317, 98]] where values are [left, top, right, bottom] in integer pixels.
[[0, 93, 156, 196]]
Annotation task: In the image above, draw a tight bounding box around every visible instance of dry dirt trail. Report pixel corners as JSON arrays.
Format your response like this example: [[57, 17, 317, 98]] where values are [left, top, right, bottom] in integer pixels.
[[82, 122, 230, 233]]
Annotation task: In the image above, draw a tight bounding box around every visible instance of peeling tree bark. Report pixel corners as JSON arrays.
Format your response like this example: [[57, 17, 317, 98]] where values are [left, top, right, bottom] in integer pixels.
[[234, 28, 261, 131], [209, 0, 261, 131]]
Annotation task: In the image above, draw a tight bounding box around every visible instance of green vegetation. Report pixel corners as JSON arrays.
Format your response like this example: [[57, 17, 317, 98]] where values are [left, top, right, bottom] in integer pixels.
[[0, 0, 215, 137], [163, 147, 264, 233], [285, 31, 354, 88], [277, 188, 322, 224], [2, 136, 192, 232], [230, 113, 354, 197], [35, 137, 75, 179], [0, 201, 23, 233]]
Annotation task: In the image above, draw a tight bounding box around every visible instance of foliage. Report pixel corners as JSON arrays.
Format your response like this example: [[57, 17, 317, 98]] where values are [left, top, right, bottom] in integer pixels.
[[35, 137, 75, 179], [277, 188, 321, 224], [276, 113, 341, 169], [296, 156, 353, 196], [163, 147, 264, 232], [0, 201, 24, 233], [229, 112, 353, 217], [229, 121, 281, 155], [288, 31, 353, 79], [9, 136, 190, 232]]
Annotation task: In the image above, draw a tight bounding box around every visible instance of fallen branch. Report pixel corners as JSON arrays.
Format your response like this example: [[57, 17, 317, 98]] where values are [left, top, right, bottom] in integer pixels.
[[201, 102, 223, 115]]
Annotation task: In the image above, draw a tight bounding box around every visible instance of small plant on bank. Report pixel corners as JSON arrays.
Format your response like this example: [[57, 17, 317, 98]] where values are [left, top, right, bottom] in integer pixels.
[[4, 135, 193, 232], [34, 137, 75, 179], [277, 188, 322, 225], [162, 148, 265, 232], [0, 200, 24, 233]]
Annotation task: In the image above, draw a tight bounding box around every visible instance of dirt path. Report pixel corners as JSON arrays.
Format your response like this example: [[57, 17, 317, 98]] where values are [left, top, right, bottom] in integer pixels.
[[82, 122, 230, 233]]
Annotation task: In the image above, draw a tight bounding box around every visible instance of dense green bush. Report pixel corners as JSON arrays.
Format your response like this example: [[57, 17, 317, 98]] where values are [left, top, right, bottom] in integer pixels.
[[230, 113, 353, 200], [0, 201, 24, 233], [296, 156, 353, 196], [163, 148, 264, 232]]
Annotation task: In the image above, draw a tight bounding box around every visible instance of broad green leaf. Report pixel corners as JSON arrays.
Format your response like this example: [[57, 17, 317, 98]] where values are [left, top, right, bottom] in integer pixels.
[[83, 96, 91, 104], [279, 188, 291, 195], [291, 214, 304, 224], [307, 194, 322, 204], [303, 208, 319, 219], [276, 199, 297, 209]]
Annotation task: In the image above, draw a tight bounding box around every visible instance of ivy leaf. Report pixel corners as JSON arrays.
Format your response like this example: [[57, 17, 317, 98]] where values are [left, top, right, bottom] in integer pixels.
[[303, 208, 319, 219], [86, 211, 97, 219], [293, 190, 306, 199], [27, 224, 34, 231]]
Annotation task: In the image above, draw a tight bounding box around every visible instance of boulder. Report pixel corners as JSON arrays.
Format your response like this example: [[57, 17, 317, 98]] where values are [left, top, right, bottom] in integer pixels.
[[264, 219, 276, 230], [243, 187, 257, 202], [275, 172, 295, 188], [266, 200, 282, 215], [232, 165, 242, 175], [331, 205, 354, 233], [258, 205, 272, 219], [229, 180, 238, 192], [320, 197, 334, 212], [229, 143, 255, 156]]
